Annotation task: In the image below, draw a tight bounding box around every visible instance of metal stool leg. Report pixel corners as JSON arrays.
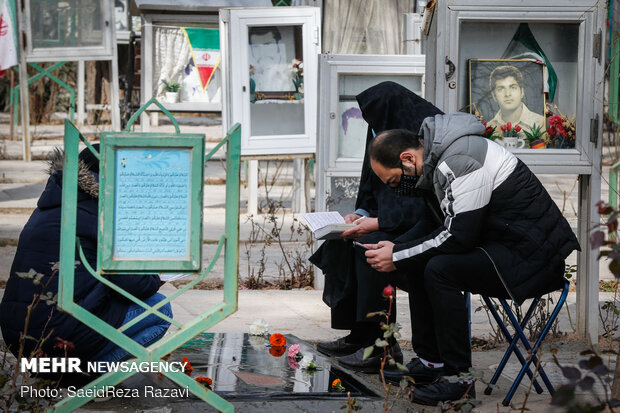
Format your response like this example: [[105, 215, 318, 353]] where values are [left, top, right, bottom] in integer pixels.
[[500, 280, 570, 406], [481, 296, 544, 395]]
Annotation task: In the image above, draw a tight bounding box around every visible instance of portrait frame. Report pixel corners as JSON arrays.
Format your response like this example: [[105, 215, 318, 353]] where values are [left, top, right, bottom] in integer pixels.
[[468, 59, 546, 129]]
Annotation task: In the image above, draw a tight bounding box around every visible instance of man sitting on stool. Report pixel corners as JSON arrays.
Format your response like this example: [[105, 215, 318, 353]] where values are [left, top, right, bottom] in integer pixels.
[[363, 113, 579, 405]]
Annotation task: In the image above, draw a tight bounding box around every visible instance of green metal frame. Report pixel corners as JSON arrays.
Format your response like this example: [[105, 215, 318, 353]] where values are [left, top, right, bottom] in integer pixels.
[[99, 134, 204, 272], [55, 98, 241, 412], [610, 31, 620, 125], [610, 160, 620, 210], [11, 62, 76, 126]]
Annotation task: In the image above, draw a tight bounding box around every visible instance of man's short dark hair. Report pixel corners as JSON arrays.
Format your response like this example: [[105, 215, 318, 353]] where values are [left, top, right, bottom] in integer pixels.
[[489, 65, 524, 91], [369, 129, 422, 168]]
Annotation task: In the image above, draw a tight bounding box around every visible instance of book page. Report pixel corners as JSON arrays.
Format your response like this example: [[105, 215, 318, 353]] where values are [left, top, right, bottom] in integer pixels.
[[299, 211, 345, 232]]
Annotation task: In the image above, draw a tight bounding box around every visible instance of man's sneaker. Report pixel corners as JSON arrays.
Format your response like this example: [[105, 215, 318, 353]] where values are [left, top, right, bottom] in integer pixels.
[[337, 341, 403, 373], [316, 336, 363, 357], [382, 358, 444, 385], [410, 379, 476, 406]]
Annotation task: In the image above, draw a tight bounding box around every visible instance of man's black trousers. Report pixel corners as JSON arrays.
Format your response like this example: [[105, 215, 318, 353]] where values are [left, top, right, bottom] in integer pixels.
[[408, 248, 511, 376]]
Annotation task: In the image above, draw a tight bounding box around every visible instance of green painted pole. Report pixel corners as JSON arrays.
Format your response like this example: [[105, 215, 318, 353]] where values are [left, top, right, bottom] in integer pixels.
[[611, 32, 620, 125], [224, 124, 241, 309]]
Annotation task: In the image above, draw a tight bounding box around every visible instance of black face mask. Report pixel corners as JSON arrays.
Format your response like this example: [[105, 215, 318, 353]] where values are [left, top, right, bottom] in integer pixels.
[[393, 162, 420, 197]]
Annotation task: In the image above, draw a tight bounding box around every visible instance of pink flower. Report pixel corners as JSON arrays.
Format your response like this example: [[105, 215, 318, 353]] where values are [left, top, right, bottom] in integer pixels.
[[383, 284, 395, 298], [288, 357, 300, 370], [288, 344, 301, 359]]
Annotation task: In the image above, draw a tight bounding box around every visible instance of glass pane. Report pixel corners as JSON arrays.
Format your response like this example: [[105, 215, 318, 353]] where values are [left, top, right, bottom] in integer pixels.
[[30, 0, 104, 48], [113, 148, 191, 260], [152, 24, 221, 104], [459, 22, 579, 150], [249, 25, 304, 136], [337, 75, 423, 159]]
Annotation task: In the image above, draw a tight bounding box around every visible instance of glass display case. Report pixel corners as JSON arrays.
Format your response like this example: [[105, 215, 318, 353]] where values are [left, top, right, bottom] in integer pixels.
[[424, 0, 605, 342], [221, 7, 320, 156], [141, 14, 222, 112], [315, 54, 426, 215], [24, 0, 115, 61], [425, 1, 604, 173]]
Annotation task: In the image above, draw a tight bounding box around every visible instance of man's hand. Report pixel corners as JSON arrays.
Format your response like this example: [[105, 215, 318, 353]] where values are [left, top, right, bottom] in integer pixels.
[[365, 241, 396, 272], [342, 217, 379, 240], [344, 213, 362, 224]]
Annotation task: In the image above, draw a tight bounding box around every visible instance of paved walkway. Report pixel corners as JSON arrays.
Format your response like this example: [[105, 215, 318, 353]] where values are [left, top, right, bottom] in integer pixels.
[[0, 119, 618, 411]]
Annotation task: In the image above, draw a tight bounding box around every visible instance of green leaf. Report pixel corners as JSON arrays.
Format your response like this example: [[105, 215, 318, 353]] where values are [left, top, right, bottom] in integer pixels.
[[395, 362, 409, 372], [366, 311, 385, 318], [374, 338, 389, 348], [16, 268, 38, 279], [362, 345, 375, 360]]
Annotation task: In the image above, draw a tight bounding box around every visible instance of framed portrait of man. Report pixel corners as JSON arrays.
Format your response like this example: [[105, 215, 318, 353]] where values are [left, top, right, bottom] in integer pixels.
[[469, 59, 546, 134]]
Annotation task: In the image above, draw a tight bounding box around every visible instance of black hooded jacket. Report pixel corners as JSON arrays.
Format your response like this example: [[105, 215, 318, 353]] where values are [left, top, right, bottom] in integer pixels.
[[0, 150, 161, 360], [354, 81, 445, 233]]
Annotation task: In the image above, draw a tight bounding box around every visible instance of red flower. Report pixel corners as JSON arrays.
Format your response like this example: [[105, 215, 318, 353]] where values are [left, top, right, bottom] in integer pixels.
[[269, 333, 286, 347], [514, 125, 522, 132], [182, 356, 193, 376], [500, 124, 507, 132], [482, 121, 487, 126], [548, 115, 562, 126], [506, 122, 512, 130], [548, 127, 556, 136], [54, 337, 76, 351], [196, 376, 213, 389], [383, 284, 395, 298], [269, 346, 286, 357], [332, 378, 342, 388], [597, 201, 614, 215]]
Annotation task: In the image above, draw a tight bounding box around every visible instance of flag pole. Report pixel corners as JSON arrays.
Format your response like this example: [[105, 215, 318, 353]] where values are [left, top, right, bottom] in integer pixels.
[[15, 0, 30, 160], [9, 69, 14, 140]]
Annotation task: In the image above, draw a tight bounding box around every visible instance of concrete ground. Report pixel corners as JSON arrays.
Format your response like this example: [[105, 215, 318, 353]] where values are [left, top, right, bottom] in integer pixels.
[[0, 117, 618, 412]]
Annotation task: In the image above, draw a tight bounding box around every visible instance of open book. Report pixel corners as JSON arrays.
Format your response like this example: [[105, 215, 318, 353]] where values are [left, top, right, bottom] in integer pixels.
[[300, 211, 355, 240]]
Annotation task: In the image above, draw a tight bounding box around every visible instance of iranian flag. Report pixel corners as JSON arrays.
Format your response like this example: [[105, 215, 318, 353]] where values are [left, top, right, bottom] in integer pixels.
[[182, 28, 220, 91], [502, 23, 558, 102], [0, 0, 18, 77]]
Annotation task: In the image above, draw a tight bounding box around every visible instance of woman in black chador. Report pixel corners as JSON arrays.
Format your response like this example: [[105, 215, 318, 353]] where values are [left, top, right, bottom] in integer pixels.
[[310, 81, 442, 372]]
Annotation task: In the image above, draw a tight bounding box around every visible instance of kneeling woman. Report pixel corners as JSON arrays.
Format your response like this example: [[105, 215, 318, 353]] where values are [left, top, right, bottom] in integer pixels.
[[0, 145, 172, 363]]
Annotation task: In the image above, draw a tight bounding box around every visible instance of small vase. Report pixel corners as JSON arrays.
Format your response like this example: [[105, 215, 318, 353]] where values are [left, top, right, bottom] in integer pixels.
[[529, 139, 545, 149], [165, 91, 179, 103]]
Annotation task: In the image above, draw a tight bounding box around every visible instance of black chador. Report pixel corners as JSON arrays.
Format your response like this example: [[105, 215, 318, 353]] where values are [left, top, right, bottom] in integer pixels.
[[310, 81, 442, 345]]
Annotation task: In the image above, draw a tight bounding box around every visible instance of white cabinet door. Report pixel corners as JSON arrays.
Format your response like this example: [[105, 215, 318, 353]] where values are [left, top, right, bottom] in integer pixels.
[[221, 7, 320, 156]]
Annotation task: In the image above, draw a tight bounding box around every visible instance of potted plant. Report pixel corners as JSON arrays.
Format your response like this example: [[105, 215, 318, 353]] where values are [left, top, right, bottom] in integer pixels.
[[499, 122, 526, 149], [523, 123, 546, 149], [163, 80, 181, 103]]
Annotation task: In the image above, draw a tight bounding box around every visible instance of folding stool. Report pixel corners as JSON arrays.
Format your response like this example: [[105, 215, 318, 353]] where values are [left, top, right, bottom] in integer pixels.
[[480, 278, 570, 406]]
